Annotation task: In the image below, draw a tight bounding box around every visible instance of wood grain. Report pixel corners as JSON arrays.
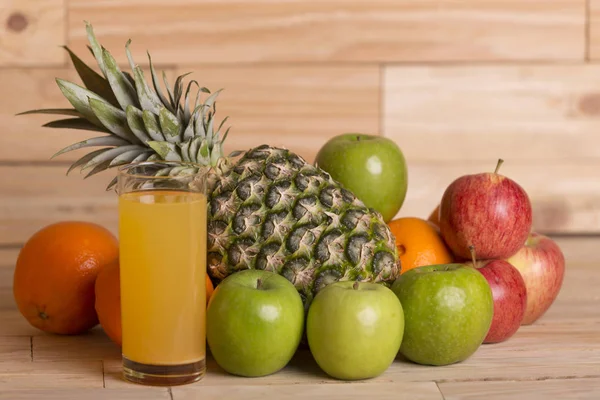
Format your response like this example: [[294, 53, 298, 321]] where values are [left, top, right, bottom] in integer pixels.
[[71, 324, 600, 390], [0, 237, 590, 267], [553, 263, 600, 303], [537, 298, 600, 324], [395, 162, 600, 234], [0, 249, 19, 268], [102, 351, 334, 389], [0, 262, 16, 313], [33, 328, 121, 361], [0, 337, 30, 362], [2, 160, 599, 246], [0, 389, 170, 400], [384, 65, 600, 162], [387, 351, 600, 384], [460, 322, 600, 355], [68, 0, 584, 64], [172, 382, 444, 400], [439, 378, 600, 400], [589, 0, 600, 59], [0, 166, 117, 245], [174, 65, 380, 163], [0, 241, 599, 395], [0, 65, 378, 164], [0, 310, 40, 336], [1, 67, 110, 162], [554, 237, 600, 264], [0, 237, 589, 267], [0, 67, 174, 162], [0, 0, 66, 66], [0, 360, 103, 389]]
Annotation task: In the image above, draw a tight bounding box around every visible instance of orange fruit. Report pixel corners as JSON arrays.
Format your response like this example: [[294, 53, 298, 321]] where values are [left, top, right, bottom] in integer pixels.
[[94, 260, 122, 346], [428, 205, 440, 227], [13, 221, 119, 335], [95, 262, 215, 347], [206, 275, 215, 303], [387, 217, 453, 274]]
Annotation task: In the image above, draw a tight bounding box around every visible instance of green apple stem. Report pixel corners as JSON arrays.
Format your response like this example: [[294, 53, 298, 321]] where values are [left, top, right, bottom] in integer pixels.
[[256, 278, 263, 290], [353, 281, 360, 290], [469, 245, 477, 266], [494, 159, 504, 174]]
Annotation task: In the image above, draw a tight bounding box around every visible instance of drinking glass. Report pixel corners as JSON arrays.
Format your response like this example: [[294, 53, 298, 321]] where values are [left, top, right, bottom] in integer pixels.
[[116, 161, 209, 386]]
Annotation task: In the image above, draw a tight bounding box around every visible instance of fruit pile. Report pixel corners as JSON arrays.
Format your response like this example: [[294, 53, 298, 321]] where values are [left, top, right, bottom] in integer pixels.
[[13, 23, 565, 381], [203, 154, 565, 378]]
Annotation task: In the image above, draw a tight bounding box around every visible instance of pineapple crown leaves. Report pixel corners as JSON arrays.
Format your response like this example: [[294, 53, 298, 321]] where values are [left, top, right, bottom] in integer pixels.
[[18, 21, 237, 190]]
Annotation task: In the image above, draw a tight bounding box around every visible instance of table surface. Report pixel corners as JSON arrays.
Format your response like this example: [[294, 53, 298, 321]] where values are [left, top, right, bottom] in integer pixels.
[[0, 237, 599, 399]]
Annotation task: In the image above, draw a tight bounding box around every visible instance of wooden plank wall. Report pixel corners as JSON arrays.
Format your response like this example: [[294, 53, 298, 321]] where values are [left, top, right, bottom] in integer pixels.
[[1, 0, 598, 260]]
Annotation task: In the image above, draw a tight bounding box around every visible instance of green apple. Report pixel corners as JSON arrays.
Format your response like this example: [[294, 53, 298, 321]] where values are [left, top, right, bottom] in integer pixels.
[[306, 281, 404, 380], [206, 269, 304, 377], [391, 264, 493, 366], [314, 133, 408, 222]]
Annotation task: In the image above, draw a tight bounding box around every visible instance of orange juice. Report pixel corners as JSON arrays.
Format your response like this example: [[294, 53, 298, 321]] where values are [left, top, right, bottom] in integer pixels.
[[118, 190, 207, 366]]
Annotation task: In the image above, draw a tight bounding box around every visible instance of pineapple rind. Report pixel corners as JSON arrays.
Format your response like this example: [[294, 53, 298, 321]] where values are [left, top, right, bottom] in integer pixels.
[[207, 145, 400, 306]]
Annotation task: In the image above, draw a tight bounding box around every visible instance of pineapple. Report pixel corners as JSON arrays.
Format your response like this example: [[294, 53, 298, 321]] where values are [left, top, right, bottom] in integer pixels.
[[23, 23, 401, 306], [208, 145, 399, 305]]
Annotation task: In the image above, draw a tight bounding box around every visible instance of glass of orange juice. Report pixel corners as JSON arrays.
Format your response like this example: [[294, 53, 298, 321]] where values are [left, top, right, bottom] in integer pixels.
[[116, 161, 209, 386]]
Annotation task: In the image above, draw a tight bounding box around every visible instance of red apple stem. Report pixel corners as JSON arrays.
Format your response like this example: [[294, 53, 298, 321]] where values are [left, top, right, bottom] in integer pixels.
[[494, 159, 504, 174], [353, 281, 360, 290], [469, 245, 477, 266], [256, 279, 263, 290]]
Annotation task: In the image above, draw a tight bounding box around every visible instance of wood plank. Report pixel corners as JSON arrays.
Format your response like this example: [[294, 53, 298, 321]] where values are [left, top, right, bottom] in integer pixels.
[[0, 68, 91, 163], [0, 67, 174, 162], [589, 0, 600, 59], [0, 263, 16, 312], [2, 160, 599, 246], [395, 162, 600, 234], [109, 290, 600, 387], [0, 248, 20, 268], [0, 389, 170, 400], [174, 65, 380, 164], [33, 327, 121, 361], [0, 166, 117, 245], [103, 352, 327, 389], [106, 343, 600, 389], [1, 65, 376, 164], [0, 337, 31, 362], [384, 65, 600, 162], [471, 321, 600, 355], [3, 258, 598, 391], [0, 360, 103, 389], [172, 382, 444, 400], [550, 263, 600, 303], [439, 378, 600, 400], [0, 310, 41, 336], [0, 237, 592, 271], [0, 0, 66, 66], [552, 237, 600, 264], [388, 350, 600, 384], [68, 0, 584, 64], [538, 298, 600, 323], [104, 349, 405, 388]]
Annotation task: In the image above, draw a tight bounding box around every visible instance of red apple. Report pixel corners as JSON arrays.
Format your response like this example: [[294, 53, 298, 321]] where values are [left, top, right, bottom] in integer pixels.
[[439, 159, 533, 260], [506, 233, 565, 325], [464, 249, 527, 343]]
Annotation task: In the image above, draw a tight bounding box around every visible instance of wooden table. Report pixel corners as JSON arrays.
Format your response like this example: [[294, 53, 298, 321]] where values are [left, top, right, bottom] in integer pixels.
[[1, 237, 599, 399]]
